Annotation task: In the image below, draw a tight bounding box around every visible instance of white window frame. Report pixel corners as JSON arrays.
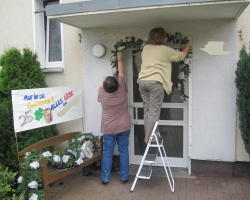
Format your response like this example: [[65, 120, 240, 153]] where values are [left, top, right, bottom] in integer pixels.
[[32, 0, 64, 71]]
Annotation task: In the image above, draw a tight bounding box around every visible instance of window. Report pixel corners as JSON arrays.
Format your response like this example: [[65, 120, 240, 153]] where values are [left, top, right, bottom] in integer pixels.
[[33, 0, 64, 71]]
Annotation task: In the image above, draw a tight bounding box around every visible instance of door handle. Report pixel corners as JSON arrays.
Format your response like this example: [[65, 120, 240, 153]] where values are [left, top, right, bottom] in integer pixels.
[[130, 104, 138, 124]]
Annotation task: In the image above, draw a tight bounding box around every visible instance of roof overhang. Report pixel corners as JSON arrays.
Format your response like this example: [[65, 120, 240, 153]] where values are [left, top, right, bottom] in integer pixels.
[[45, 0, 250, 29]]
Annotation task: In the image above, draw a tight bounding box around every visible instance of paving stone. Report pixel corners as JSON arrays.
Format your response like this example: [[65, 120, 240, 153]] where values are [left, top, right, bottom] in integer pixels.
[[49, 170, 249, 200]]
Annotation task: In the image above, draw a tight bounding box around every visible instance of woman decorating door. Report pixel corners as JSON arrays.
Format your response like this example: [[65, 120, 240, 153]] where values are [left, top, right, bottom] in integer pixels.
[[138, 27, 190, 144]]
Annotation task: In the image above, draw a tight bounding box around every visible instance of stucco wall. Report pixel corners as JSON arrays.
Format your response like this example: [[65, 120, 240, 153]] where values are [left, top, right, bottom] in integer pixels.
[[82, 19, 238, 161], [0, 1, 33, 54], [236, 5, 250, 161]]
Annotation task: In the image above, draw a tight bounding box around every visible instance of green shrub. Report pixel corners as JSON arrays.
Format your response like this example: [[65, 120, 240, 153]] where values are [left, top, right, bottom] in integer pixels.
[[0, 47, 59, 172], [0, 164, 18, 200], [235, 45, 250, 157]]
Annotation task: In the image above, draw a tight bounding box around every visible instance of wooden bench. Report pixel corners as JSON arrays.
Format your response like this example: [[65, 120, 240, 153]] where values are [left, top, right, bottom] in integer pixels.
[[18, 132, 103, 200]]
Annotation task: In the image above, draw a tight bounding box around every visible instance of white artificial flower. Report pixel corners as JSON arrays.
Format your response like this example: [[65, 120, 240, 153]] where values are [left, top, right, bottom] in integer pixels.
[[67, 150, 77, 157], [53, 155, 61, 163], [28, 181, 38, 189], [17, 176, 23, 184], [25, 152, 31, 158], [79, 152, 86, 159], [112, 67, 117, 74], [126, 37, 132, 42], [29, 193, 38, 200], [42, 151, 52, 158], [110, 56, 117, 62], [178, 72, 185, 80], [77, 135, 85, 142], [62, 155, 70, 164], [29, 161, 40, 169], [184, 58, 189, 64], [180, 95, 185, 101], [117, 46, 125, 51], [74, 158, 83, 166], [178, 83, 182, 91]]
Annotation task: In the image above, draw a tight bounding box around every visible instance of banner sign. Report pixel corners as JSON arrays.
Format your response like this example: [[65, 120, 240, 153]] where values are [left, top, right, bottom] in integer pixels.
[[11, 86, 83, 133]]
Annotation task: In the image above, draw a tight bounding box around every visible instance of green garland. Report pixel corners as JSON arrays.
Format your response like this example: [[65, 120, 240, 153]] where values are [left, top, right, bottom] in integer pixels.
[[110, 33, 192, 101], [17, 132, 100, 200]]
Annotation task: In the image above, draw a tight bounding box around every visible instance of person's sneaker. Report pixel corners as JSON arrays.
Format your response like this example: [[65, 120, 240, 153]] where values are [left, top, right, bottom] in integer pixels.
[[102, 180, 109, 184], [121, 179, 128, 183]]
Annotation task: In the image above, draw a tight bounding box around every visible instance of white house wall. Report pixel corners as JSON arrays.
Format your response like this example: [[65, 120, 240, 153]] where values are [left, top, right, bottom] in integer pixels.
[[0, 1, 33, 53], [82, 19, 237, 161]]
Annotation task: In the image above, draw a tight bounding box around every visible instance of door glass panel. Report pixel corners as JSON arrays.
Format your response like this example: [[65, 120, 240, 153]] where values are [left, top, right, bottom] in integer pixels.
[[132, 50, 183, 103], [133, 50, 142, 102], [134, 125, 146, 155], [134, 108, 183, 120], [134, 124, 183, 158], [159, 125, 183, 158]]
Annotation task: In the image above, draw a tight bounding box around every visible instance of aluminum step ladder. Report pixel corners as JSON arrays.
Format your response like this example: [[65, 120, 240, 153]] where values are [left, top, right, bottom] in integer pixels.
[[130, 121, 175, 193]]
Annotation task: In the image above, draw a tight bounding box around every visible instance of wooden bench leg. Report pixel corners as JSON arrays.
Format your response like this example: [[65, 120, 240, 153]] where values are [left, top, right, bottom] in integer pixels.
[[44, 183, 50, 200]]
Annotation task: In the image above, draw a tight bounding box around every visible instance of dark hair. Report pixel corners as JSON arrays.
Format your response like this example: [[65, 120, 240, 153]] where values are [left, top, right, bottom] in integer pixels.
[[147, 27, 166, 45], [103, 76, 118, 93]]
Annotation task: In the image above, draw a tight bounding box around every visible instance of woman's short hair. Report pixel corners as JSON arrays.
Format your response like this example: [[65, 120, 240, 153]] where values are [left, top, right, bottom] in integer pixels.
[[147, 27, 166, 45], [103, 76, 118, 93]]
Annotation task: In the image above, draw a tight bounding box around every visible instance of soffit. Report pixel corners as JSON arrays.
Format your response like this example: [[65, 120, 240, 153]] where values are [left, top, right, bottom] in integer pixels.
[[45, 1, 250, 28]]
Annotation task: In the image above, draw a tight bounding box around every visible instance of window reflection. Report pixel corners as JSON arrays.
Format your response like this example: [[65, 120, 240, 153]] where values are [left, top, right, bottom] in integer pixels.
[[49, 20, 62, 62]]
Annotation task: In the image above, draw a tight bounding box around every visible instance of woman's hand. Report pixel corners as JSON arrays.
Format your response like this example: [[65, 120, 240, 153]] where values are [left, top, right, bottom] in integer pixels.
[[117, 51, 122, 61]]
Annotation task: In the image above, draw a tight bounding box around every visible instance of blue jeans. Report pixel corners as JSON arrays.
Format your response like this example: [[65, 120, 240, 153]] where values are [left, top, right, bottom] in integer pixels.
[[101, 129, 130, 182]]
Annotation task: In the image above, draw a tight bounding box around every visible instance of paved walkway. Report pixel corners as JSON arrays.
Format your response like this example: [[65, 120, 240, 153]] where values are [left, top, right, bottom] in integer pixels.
[[50, 169, 250, 200]]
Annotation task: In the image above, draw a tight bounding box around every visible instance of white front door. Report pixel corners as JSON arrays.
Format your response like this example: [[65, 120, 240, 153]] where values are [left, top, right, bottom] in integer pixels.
[[123, 48, 189, 168]]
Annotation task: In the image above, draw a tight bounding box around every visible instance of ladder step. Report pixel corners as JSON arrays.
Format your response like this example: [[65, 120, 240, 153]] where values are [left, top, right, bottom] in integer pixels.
[[144, 154, 157, 163], [138, 167, 152, 179], [149, 142, 163, 147]]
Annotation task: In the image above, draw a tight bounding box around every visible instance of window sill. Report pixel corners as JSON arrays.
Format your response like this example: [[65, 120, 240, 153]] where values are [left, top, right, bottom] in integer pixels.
[[42, 67, 64, 73]]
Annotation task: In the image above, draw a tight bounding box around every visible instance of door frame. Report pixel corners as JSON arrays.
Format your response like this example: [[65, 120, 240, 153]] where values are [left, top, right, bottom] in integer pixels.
[[123, 42, 192, 169]]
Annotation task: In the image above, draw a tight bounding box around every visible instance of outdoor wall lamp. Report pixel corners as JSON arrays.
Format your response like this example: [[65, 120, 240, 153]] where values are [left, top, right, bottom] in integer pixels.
[[92, 44, 106, 57]]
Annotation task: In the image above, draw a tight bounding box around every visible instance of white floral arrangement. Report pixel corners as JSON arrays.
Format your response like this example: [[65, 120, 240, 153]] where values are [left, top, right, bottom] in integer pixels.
[[110, 33, 192, 101], [17, 132, 100, 200]]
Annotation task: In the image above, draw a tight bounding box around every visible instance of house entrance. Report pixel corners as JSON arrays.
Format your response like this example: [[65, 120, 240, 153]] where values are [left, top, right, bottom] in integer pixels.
[[123, 48, 189, 168]]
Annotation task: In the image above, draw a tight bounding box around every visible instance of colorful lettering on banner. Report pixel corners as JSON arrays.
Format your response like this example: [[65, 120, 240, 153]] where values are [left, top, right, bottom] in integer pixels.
[[12, 87, 83, 133]]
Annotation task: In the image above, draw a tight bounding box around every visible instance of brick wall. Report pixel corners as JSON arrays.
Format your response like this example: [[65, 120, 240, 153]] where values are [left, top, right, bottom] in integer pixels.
[[191, 159, 250, 178]]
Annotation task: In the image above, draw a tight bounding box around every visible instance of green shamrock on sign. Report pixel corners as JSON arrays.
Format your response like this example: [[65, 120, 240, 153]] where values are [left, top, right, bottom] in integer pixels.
[[35, 108, 43, 121]]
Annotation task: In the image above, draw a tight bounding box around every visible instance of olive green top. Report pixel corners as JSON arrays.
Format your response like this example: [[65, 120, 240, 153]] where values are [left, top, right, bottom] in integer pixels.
[[138, 44, 185, 94]]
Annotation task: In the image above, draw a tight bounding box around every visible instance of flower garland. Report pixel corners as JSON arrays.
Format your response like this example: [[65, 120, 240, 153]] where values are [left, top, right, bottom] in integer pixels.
[[17, 132, 100, 200], [110, 33, 192, 101]]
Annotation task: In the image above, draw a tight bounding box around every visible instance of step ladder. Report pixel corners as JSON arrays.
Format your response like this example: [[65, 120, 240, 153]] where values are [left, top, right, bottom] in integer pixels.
[[130, 121, 175, 193]]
